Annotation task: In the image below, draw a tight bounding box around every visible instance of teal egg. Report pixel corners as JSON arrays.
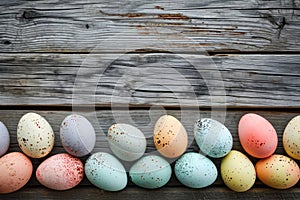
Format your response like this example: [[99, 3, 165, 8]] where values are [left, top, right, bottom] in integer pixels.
[[194, 118, 233, 158], [85, 152, 127, 191], [175, 152, 218, 188], [129, 155, 171, 189]]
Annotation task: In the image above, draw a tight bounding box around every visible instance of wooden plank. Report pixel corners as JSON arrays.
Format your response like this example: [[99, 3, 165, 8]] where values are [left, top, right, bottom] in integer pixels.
[[1, 187, 300, 200], [0, 109, 299, 188], [0, 0, 299, 53], [0, 53, 299, 107]]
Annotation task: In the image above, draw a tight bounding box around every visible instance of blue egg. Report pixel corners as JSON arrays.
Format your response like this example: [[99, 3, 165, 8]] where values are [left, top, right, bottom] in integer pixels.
[[175, 152, 217, 188], [129, 155, 171, 189], [0, 121, 9, 157], [194, 118, 233, 158], [85, 152, 127, 191]]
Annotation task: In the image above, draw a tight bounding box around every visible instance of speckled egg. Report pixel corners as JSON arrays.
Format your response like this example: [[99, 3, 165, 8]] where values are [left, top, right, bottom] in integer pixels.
[[0, 121, 10, 157], [238, 113, 278, 158], [194, 118, 233, 158], [129, 155, 172, 189], [221, 150, 256, 192], [175, 152, 217, 188], [153, 115, 188, 158], [0, 152, 33, 194], [17, 112, 54, 158], [256, 154, 300, 189], [108, 123, 146, 161], [283, 115, 300, 160], [85, 152, 127, 191], [60, 114, 96, 157], [36, 153, 84, 190]]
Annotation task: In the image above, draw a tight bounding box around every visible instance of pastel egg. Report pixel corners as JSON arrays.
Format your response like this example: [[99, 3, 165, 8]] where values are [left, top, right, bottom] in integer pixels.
[[238, 113, 278, 158], [60, 114, 96, 157], [129, 155, 172, 189], [194, 118, 233, 158], [85, 152, 127, 191], [221, 150, 256, 192], [0, 152, 33, 194], [108, 124, 146, 161], [0, 121, 10, 157], [17, 112, 54, 158], [36, 153, 84, 190], [175, 152, 217, 188], [283, 115, 300, 160], [256, 154, 300, 189], [153, 115, 188, 158]]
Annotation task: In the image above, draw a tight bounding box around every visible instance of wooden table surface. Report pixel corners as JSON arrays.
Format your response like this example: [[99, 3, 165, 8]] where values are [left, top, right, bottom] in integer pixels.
[[0, 0, 300, 199]]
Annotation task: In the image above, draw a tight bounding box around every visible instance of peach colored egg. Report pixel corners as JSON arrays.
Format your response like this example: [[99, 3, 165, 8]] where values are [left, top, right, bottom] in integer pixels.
[[238, 113, 278, 158], [153, 115, 188, 158], [256, 155, 300, 189], [36, 153, 84, 190], [0, 152, 33, 194], [283, 115, 300, 160]]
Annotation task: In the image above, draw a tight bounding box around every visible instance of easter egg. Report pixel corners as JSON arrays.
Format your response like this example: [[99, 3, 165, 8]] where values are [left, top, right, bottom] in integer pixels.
[[283, 115, 300, 160], [129, 155, 172, 189], [256, 154, 300, 189], [221, 150, 256, 192], [85, 152, 127, 191], [60, 114, 96, 157], [153, 115, 188, 158], [0, 121, 10, 157], [175, 152, 217, 188], [194, 118, 233, 158], [238, 113, 278, 158], [0, 152, 33, 194], [108, 123, 146, 161], [17, 112, 54, 158], [36, 153, 84, 190]]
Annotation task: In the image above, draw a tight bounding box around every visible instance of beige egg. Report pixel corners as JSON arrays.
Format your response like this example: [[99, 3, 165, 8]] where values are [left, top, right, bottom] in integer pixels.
[[153, 115, 188, 158], [283, 115, 300, 160], [221, 150, 256, 192], [17, 112, 54, 158]]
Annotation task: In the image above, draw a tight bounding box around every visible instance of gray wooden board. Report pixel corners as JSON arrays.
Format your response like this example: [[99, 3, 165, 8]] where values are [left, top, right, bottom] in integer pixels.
[[0, 53, 299, 107], [0, 109, 299, 188], [0, 0, 300, 53]]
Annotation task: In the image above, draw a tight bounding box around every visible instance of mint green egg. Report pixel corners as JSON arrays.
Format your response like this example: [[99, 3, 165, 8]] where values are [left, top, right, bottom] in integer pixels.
[[85, 152, 127, 191]]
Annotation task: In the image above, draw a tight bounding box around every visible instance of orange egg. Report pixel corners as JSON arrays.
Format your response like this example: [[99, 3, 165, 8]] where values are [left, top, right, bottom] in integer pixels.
[[0, 152, 33, 194], [153, 115, 188, 158], [238, 113, 278, 158]]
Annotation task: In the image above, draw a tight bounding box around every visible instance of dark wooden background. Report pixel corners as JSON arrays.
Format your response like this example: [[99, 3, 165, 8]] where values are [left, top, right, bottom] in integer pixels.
[[0, 0, 300, 199]]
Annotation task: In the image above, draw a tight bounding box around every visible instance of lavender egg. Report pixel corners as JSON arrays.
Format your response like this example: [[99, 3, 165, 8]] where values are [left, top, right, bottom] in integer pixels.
[[0, 121, 10, 157], [60, 114, 96, 157]]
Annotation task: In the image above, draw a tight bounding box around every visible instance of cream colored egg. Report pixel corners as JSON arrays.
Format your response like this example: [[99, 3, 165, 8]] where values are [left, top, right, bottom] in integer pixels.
[[17, 112, 54, 158], [153, 115, 188, 158], [221, 150, 256, 192], [283, 115, 300, 160]]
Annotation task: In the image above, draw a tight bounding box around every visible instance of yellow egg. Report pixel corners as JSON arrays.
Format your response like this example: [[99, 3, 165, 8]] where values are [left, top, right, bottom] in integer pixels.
[[256, 154, 300, 189], [283, 115, 300, 160], [153, 115, 188, 158], [221, 150, 256, 192]]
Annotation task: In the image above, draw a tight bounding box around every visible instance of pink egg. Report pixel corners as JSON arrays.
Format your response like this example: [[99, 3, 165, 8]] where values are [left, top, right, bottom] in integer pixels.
[[36, 153, 84, 190], [0, 152, 33, 194], [238, 113, 278, 158]]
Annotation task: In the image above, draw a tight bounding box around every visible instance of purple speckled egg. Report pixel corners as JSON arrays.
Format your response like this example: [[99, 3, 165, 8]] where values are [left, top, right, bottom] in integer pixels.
[[60, 114, 96, 157], [0, 121, 10, 157]]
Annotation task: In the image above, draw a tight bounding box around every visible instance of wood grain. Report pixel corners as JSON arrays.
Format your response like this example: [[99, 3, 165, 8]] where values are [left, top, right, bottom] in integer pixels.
[[0, 0, 299, 53], [0, 53, 299, 107]]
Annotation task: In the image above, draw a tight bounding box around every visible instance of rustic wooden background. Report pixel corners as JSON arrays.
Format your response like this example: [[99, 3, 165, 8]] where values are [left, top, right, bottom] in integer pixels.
[[0, 0, 300, 199]]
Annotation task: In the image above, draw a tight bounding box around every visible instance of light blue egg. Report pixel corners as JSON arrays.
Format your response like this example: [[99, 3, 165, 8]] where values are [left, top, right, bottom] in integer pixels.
[[129, 155, 171, 189], [85, 152, 127, 191], [194, 118, 233, 158], [175, 152, 217, 188], [0, 121, 10, 157]]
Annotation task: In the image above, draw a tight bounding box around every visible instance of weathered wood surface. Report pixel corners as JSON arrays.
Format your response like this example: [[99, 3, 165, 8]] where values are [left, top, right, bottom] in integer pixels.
[[0, 0, 300, 53], [0, 53, 299, 107]]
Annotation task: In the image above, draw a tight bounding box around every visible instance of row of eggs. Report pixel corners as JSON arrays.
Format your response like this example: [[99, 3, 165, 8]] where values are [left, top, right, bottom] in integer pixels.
[[0, 113, 299, 193]]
